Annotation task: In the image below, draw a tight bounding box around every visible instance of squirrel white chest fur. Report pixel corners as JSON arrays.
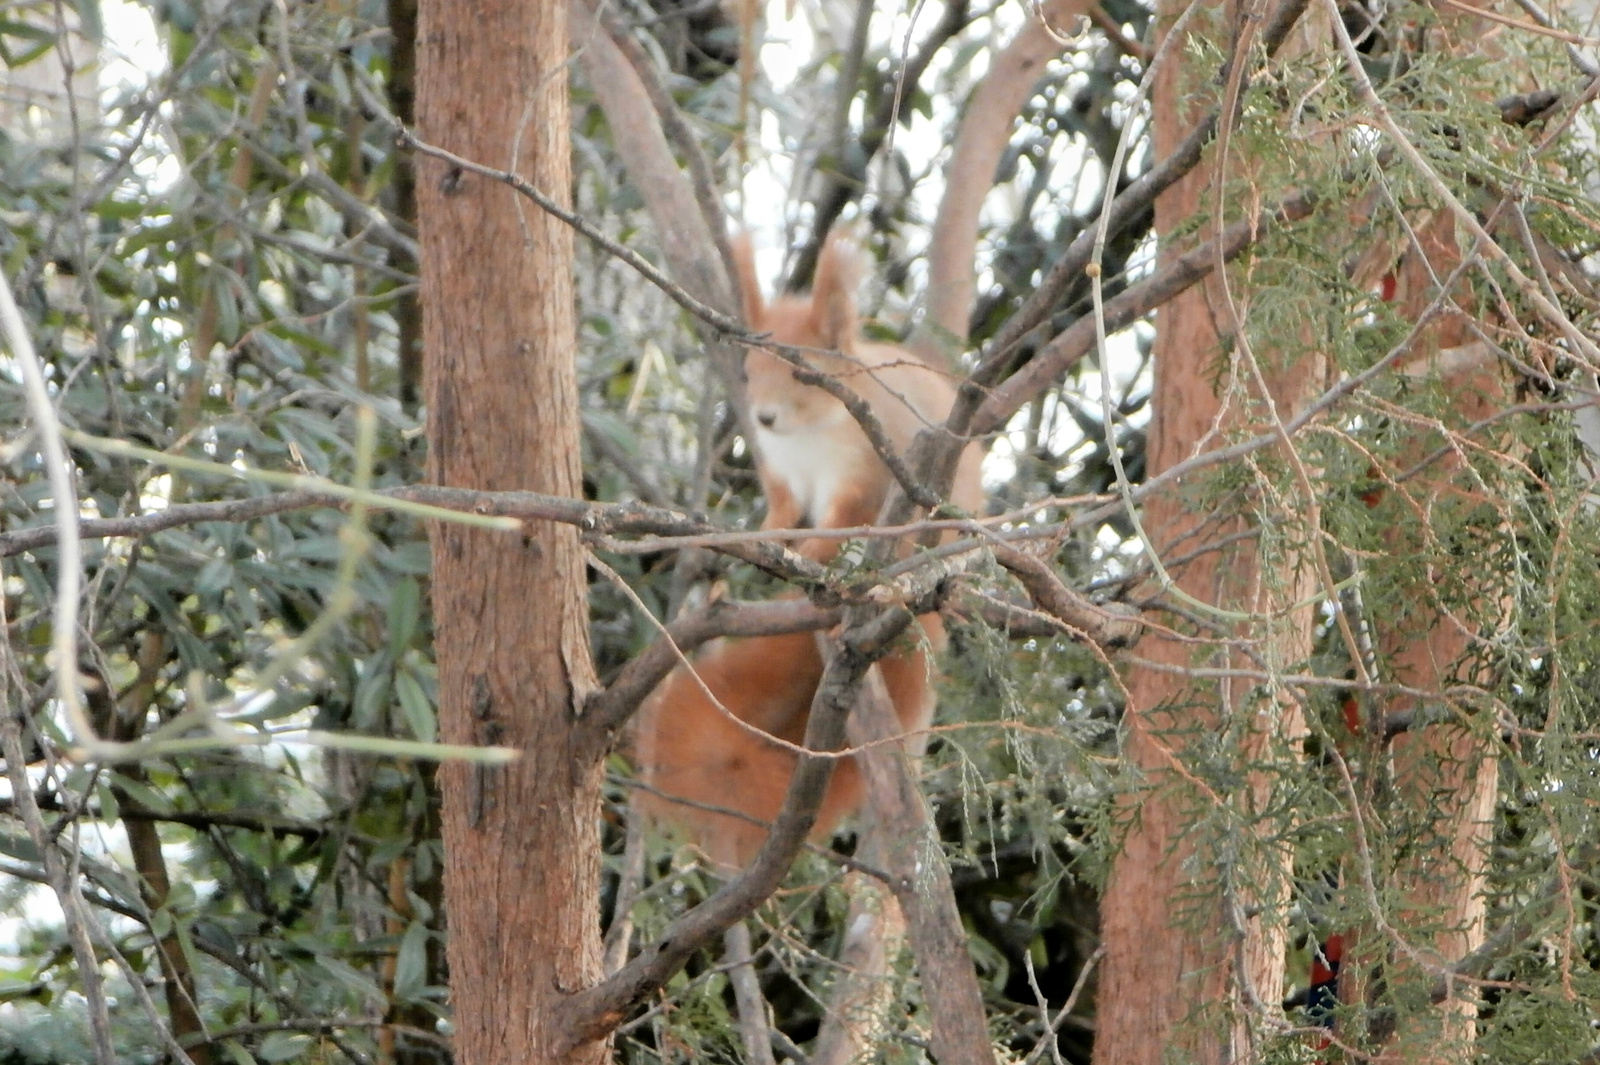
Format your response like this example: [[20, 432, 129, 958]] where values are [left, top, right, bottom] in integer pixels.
[[755, 422, 867, 527]]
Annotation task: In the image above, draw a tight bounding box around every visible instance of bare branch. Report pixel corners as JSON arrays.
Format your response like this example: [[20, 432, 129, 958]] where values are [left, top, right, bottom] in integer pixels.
[[971, 0, 1312, 386], [556, 606, 916, 1050], [570, 0, 737, 323], [971, 190, 1316, 436], [921, 0, 1092, 358], [811, 822, 905, 1065], [1021, 946, 1104, 1065], [724, 920, 778, 1065], [788, 0, 974, 290], [3, 483, 830, 590], [845, 660, 995, 1065], [989, 541, 1143, 647], [577, 0, 739, 296], [0, 795, 326, 840], [0, 490, 322, 557]]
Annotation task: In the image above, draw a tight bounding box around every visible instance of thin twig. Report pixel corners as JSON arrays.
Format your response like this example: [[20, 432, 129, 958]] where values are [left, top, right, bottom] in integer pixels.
[[1022, 947, 1104, 1065], [1023, 953, 1067, 1065]]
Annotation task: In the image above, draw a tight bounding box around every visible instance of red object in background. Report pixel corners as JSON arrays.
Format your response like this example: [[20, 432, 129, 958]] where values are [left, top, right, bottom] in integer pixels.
[[1311, 933, 1344, 989], [1340, 693, 1362, 735]]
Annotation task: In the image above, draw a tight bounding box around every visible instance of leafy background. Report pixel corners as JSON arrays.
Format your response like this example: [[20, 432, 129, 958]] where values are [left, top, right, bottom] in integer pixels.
[[2, 0, 1600, 1061]]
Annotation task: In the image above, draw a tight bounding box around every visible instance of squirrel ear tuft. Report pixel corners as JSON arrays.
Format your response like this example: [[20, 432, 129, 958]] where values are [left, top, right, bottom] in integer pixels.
[[810, 232, 861, 351], [731, 233, 764, 328]]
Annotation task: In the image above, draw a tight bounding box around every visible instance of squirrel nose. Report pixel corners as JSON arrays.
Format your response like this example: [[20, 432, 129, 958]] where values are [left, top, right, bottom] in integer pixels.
[[756, 410, 776, 428]]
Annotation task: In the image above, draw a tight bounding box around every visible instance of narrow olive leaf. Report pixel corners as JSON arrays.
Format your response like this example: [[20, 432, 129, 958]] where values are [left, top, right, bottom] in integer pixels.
[[394, 668, 437, 744], [0, 831, 40, 864], [352, 661, 394, 731], [72, 0, 103, 43], [257, 1032, 313, 1063], [93, 779, 119, 826], [220, 1040, 258, 1065], [393, 919, 431, 999], [387, 576, 422, 656]]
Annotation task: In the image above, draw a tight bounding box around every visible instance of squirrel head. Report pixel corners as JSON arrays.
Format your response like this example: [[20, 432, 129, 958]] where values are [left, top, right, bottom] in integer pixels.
[[735, 232, 864, 436]]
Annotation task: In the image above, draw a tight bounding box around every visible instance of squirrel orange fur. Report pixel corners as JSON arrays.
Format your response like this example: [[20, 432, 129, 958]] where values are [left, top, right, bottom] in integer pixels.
[[634, 233, 984, 868]]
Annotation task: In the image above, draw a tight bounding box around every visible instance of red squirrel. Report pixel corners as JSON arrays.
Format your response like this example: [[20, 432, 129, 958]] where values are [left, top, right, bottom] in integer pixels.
[[634, 233, 984, 868]]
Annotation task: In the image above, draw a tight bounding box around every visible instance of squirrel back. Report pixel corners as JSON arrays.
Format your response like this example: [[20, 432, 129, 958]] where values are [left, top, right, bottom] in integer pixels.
[[633, 629, 940, 867]]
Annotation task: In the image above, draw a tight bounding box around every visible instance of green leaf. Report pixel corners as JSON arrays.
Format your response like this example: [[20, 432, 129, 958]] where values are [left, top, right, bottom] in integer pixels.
[[197, 556, 232, 596], [257, 1032, 312, 1062], [352, 658, 392, 731], [221, 1039, 258, 1065], [314, 953, 383, 1000], [94, 778, 119, 825], [395, 668, 435, 744], [387, 577, 421, 656], [215, 273, 241, 342], [393, 919, 429, 999], [0, 831, 40, 864], [109, 773, 175, 815], [167, 879, 197, 910], [0, 981, 45, 1004]]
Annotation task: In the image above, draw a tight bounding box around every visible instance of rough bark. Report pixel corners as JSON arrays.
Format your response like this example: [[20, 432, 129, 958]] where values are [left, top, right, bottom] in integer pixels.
[[415, 2, 605, 1063], [1092, 3, 1319, 1061], [810, 825, 907, 1065], [1366, 214, 1506, 1065], [847, 665, 997, 1065]]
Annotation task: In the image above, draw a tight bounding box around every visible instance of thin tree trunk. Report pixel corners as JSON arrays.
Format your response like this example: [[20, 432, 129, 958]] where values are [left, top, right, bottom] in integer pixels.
[[847, 666, 996, 1065], [810, 826, 906, 1065], [1367, 215, 1506, 1064], [1093, 3, 1318, 1061], [919, 0, 1090, 364], [415, 2, 605, 1063]]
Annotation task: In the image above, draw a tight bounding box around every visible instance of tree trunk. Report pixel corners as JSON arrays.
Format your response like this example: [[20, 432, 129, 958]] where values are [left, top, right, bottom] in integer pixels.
[[1366, 214, 1505, 1065], [415, 2, 605, 1064], [1093, 3, 1319, 1061]]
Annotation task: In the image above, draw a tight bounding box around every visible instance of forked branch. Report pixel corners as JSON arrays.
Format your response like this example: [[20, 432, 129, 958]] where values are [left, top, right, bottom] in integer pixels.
[[555, 605, 918, 1051]]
